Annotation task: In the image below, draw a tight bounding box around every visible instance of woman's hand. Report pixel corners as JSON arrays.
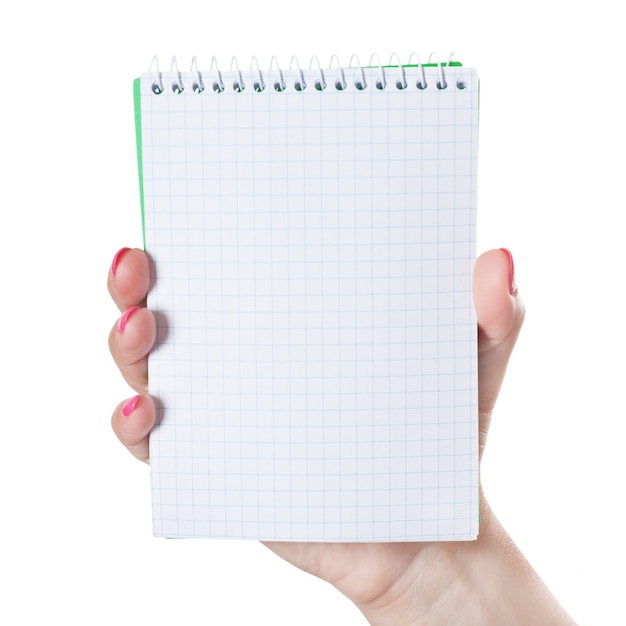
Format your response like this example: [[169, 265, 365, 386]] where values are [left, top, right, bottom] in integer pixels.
[[108, 247, 574, 625]]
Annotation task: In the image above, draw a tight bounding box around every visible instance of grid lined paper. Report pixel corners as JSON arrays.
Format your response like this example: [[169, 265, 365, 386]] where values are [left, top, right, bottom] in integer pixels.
[[138, 63, 479, 541]]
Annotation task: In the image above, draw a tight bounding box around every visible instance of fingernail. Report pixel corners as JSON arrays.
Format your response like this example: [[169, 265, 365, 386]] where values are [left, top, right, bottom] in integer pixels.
[[122, 395, 141, 417], [499, 248, 517, 295], [117, 306, 140, 333], [111, 247, 131, 277]]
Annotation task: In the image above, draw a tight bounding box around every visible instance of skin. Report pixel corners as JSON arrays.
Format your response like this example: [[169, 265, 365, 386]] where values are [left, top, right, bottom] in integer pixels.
[[108, 248, 577, 625]]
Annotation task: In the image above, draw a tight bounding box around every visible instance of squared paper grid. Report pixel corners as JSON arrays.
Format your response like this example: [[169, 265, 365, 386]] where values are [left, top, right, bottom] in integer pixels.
[[139, 64, 479, 541]]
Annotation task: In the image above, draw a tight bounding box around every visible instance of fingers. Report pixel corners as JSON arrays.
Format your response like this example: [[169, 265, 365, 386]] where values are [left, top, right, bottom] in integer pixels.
[[109, 305, 155, 394], [108, 247, 155, 393], [474, 248, 525, 456], [108, 246, 156, 463], [108, 247, 151, 313], [111, 394, 156, 463]]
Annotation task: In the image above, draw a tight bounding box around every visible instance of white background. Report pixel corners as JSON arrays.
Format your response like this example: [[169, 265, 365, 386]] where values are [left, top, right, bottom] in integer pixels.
[[1, 1, 623, 624]]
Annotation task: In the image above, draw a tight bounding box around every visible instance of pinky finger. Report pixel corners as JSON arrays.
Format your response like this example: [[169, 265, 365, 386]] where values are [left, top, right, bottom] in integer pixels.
[[111, 395, 156, 463]]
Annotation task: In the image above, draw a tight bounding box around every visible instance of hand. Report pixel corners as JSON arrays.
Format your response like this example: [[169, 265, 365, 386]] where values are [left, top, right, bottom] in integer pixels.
[[108, 248, 574, 625]]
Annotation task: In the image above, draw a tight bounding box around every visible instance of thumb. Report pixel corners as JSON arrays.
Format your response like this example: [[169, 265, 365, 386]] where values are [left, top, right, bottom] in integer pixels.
[[474, 249, 525, 457]]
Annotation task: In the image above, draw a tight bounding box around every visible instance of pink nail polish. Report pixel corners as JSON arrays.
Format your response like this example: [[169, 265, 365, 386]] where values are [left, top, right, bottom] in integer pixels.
[[499, 248, 517, 295], [122, 395, 141, 417], [111, 247, 131, 277], [117, 306, 140, 333]]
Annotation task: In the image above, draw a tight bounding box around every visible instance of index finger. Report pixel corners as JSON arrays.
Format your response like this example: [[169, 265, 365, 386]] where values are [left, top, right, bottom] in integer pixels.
[[107, 247, 151, 312]]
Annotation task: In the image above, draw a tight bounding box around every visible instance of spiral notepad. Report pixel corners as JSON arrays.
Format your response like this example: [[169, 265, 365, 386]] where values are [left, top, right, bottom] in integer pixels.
[[136, 54, 479, 542]]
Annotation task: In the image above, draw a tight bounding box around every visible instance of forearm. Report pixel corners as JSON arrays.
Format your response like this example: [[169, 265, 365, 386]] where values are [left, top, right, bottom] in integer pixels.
[[356, 501, 577, 626]]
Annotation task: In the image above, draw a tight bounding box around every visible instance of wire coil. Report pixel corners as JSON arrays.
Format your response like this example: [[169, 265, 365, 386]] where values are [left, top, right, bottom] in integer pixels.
[[147, 53, 466, 95]]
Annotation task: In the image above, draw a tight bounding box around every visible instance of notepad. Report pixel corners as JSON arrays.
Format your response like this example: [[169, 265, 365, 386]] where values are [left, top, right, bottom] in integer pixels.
[[135, 55, 479, 541]]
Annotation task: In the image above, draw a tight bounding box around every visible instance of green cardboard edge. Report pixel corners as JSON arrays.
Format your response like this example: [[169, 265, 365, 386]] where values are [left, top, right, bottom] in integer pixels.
[[374, 61, 462, 68], [133, 78, 146, 251]]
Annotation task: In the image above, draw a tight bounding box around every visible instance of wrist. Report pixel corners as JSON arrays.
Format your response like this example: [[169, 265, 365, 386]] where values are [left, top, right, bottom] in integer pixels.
[[354, 540, 481, 626], [355, 499, 576, 626]]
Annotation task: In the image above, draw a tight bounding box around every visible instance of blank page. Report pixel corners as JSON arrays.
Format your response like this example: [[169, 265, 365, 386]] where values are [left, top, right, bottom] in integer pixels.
[[137, 60, 479, 541]]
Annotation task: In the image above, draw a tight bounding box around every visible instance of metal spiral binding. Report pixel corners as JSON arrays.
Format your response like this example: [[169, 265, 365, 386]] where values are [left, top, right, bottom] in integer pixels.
[[309, 55, 326, 91], [190, 56, 204, 93], [349, 54, 367, 91], [289, 55, 307, 92], [148, 53, 464, 95], [270, 56, 286, 92]]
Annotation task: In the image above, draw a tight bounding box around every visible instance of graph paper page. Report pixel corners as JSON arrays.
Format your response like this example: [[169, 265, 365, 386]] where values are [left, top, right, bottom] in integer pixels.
[[138, 63, 479, 541]]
